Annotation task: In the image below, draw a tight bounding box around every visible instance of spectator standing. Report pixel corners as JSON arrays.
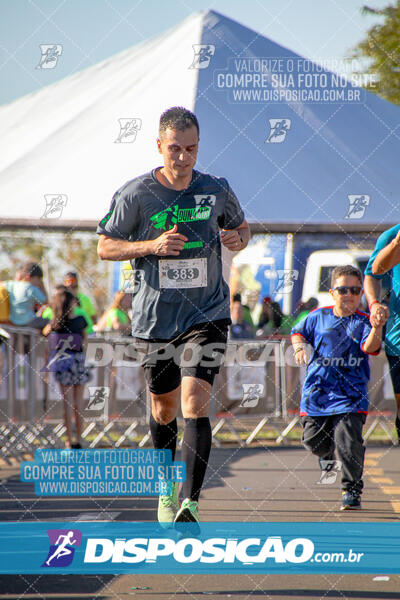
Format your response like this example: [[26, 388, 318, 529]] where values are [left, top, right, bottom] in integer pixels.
[[5, 262, 48, 330], [64, 272, 97, 325], [292, 297, 319, 326], [41, 285, 94, 334], [232, 292, 254, 331], [96, 292, 131, 335], [257, 296, 273, 329], [230, 299, 254, 339], [43, 289, 92, 448]]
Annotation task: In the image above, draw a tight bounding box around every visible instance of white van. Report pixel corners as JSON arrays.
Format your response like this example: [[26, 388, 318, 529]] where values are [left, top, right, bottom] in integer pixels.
[[301, 249, 373, 307]]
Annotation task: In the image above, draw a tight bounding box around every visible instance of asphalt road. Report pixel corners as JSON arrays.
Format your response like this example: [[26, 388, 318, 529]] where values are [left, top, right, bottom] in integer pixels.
[[0, 444, 400, 599]]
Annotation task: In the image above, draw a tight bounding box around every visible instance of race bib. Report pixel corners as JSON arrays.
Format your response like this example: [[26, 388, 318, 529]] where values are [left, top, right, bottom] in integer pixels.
[[159, 258, 207, 289]]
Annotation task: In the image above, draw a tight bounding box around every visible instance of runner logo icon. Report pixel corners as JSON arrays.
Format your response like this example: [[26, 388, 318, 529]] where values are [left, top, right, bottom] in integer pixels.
[[150, 206, 178, 231], [189, 45, 215, 69], [115, 118, 142, 143], [345, 195, 370, 219], [265, 119, 291, 143], [86, 386, 110, 412], [36, 45, 63, 69], [275, 269, 299, 293], [194, 194, 216, 207], [42, 529, 82, 568], [41, 194, 68, 219], [240, 384, 264, 408]]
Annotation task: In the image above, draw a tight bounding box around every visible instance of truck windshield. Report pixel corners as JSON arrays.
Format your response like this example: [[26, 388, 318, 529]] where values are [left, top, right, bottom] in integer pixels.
[[319, 259, 369, 293], [319, 266, 335, 292]]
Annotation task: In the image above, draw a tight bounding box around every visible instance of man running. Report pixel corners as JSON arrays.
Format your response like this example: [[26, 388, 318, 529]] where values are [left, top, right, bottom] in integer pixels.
[[97, 107, 249, 526], [364, 224, 400, 440]]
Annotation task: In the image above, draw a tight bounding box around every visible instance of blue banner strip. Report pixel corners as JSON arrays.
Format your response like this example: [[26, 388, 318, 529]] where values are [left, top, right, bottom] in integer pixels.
[[0, 522, 399, 574]]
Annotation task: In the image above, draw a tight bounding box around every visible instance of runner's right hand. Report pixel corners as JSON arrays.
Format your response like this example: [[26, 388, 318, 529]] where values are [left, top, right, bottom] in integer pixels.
[[151, 224, 188, 256]]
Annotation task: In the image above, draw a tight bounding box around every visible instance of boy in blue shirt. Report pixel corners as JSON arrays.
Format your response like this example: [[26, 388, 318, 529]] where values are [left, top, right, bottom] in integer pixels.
[[291, 265, 383, 510]]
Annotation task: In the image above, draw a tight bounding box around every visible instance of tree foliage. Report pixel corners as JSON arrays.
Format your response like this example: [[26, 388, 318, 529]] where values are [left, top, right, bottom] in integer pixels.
[[0, 231, 110, 315], [353, 2, 400, 105]]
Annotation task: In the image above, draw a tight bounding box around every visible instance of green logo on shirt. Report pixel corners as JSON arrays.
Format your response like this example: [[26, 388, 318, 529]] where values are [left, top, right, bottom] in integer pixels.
[[100, 208, 114, 227], [150, 206, 178, 231], [150, 204, 211, 231]]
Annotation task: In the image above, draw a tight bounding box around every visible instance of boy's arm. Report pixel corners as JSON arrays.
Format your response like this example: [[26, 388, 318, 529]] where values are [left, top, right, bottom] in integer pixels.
[[362, 325, 383, 355], [291, 333, 309, 366], [372, 230, 400, 275]]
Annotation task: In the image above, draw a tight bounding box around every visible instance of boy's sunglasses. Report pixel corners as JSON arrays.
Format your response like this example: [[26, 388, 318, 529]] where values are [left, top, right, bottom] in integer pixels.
[[333, 286, 362, 296]]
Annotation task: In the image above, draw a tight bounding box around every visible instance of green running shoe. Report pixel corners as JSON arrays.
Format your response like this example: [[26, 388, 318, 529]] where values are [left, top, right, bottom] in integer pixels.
[[157, 482, 179, 527], [174, 498, 200, 535], [174, 498, 199, 523]]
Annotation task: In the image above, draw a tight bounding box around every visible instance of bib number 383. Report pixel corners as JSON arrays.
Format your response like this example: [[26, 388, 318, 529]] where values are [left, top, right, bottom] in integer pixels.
[[159, 258, 207, 289]]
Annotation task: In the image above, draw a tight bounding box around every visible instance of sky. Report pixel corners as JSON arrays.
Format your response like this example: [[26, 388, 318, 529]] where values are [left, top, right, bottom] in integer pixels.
[[0, 0, 389, 105]]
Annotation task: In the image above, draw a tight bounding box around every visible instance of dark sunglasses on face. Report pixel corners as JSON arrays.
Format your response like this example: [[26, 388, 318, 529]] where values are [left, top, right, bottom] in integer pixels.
[[333, 286, 362, 296]]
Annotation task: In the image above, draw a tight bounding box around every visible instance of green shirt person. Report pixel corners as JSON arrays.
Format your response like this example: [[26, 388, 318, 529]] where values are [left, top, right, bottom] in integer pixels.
[[64, 272, 97, 324], [41, 304, 94, 334], [96, 292, 131, 335], [41, 284, 94, 333]]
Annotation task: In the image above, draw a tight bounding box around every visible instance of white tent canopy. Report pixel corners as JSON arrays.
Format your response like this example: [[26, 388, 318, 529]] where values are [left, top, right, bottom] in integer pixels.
[[0, 13, 203, 223], [0, 10, 399, 227]]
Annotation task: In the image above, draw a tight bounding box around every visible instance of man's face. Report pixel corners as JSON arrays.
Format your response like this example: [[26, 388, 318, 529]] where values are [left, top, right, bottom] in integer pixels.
[[157, 126, 199, 178]]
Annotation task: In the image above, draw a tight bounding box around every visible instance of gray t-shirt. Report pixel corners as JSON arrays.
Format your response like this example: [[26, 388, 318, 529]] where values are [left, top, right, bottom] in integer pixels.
[[97, 169, 245, 340]]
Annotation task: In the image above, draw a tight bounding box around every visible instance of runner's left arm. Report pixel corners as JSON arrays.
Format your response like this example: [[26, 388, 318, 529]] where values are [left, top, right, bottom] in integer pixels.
[[218, 179, 249, 252], [220, 220, 250, 252]]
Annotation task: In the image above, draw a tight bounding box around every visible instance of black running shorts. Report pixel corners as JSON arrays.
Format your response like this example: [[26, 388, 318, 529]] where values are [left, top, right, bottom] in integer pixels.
[[386, 352, 400, 394], [134, 319, 229, 395]]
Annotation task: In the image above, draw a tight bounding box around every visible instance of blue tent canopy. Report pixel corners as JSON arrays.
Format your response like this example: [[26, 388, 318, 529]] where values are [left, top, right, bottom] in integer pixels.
[[195, 11, 400, 226]]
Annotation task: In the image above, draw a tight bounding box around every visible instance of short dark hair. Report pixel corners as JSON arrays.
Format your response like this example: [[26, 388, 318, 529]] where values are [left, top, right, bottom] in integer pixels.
[[159, 107, 199, 137], [65, 271, 78, 280], [331, 265, 362, 287], [20, 261, 43, 278]]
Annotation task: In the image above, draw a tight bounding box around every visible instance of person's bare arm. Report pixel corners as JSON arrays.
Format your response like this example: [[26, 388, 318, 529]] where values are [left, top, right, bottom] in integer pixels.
[[97, 224, 188, 261], [362, 325, 383, 354], [220, 219, 250, 252], [81, 329, 88, 354], [372, 230, 400, 275], [363, 274, 389, 327]]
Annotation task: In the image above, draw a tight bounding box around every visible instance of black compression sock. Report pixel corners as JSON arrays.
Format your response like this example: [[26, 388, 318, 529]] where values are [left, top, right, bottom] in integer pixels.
[[149, 414, 177, 462], [181, 417, 212, 502]]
